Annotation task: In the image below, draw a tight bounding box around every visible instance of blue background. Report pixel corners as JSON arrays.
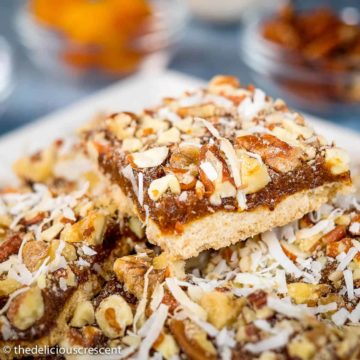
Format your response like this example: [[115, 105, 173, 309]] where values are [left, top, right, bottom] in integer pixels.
[[0, 0, 359, 135]]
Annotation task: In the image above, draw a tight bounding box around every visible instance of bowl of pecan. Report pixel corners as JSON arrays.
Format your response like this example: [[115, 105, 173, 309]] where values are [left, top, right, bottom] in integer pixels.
[[240, 2, 360, 117]]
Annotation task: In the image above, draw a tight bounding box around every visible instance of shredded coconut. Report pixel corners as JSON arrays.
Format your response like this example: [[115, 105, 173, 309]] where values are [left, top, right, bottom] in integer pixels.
[[165, 278, 207, 321], [136, 304, 169, 360], [244, 328, 292, 354], [332, 308, 349, 326], [262, 231, 303, 277]]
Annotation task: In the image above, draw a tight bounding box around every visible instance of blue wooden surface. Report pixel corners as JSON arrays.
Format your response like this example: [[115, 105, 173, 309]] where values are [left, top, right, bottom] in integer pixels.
[[0, 0, 358, 136]]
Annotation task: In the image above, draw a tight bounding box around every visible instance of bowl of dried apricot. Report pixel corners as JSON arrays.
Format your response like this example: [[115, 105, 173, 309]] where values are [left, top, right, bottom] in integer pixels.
[[16, 0, 187, 79], [240, 2, 360, 117]]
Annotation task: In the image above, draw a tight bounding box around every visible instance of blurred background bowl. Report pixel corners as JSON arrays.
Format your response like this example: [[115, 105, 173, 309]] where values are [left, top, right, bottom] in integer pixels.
[[15, 0, 187, 80], [240, 0, 360, 118], [0, 37, 14, 114]]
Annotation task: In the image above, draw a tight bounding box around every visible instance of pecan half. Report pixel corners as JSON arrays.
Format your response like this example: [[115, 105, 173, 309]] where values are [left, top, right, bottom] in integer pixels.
[[236, 134, 302, 173]]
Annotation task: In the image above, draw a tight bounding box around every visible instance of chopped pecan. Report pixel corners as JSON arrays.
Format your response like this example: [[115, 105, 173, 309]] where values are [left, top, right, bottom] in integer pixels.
[[113, 255, 167, 299], [169, 147, 200, 169], [21, 212, 46, 226], [247, 290, 267, 309], [161, 291, 178, 315], [170, 320, 217, 360], [321, 225, 347, 244], [67, 326, 105, 348], [326, 237, 352, 257], [236, 134, 302, 173], [22, 240, 49, 272], [0, 234, 22, 263], [209, 75, 240, 88], [177, 104, 217, 118]]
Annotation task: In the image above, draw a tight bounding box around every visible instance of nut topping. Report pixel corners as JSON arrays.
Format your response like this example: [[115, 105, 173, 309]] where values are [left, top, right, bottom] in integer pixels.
[[236, 134, 303, 173], [7, 287, 44, 330], [0, 234, 22, 263], [148, 175, 181, 201], [129, 147, 169, 169], [170, 319, 217, 360], [95, 295, 133, 338], [22, 240, 49, 272], [324, 148, 350, 175], [70, 301, 95, 328]]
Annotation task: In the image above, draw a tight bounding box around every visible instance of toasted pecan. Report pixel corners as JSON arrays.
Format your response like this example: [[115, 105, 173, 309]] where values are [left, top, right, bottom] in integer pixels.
[[236, 134, 302, 173], [0, 234, 22, 263]]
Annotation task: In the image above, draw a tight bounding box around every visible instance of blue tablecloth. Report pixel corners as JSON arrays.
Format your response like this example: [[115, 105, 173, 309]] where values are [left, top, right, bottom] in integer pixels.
[[0, 0, 359, 135]]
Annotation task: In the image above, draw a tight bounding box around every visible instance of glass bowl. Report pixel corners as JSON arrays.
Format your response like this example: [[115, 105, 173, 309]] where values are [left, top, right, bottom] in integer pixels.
[[0, 37, 14, 114], [239, 3, 360, 118], [15, 0, 187, 80]]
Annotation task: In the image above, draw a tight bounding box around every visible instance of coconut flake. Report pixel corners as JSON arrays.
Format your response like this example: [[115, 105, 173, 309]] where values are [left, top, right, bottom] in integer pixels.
[[136, 304, 169, 360], [307, 302, 337, 315], [138, 172, 144, 206], [177, 92, 203, 107], [220, 139, 242, 188], [59, 277, 68, 291], [244, 150, 263, 164], [8, 263, 33, 286], [343, 269, 354, 300], [81, 245, 97, 256], [280, 222, 297, 244], [62, 206, 76, 221], [267, 296, 307, 319], [133, 266, 153, 332], [262, 231, 303, 277], [237, 126, 271, 135], [232, 287, 255, 297], [150, 283, 164, 312], [235, 273, 275, 289], [238, 89, 267, 120], [253, 319, 274, 333], [275, 269, 288, 294], [175, 309, 218, 337], [336, 247, 359, 271], [297, 219, 334, 240], [48, 240, 67, 272], [244, 328, 292, 354], [158, 107, 181, 123], [178, 192, 188, 202], [205, 94, 233, 109], [196, 118, 220, 138], [122, 165, 139, 195], [200, 162, 218, 182], [349, 222, 360, 236], [331, 308, 349, 326], [165, 278, 207, 321], [143, 205, 150, 225], [236, 190, 247, 210], [76, 258, 90, 267], [349, 302, 360, 323], [216, 328, 236, 360]]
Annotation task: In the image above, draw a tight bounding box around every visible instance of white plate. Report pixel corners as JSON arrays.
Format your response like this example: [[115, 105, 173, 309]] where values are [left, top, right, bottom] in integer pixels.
[[1, 70, 359, 185]]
